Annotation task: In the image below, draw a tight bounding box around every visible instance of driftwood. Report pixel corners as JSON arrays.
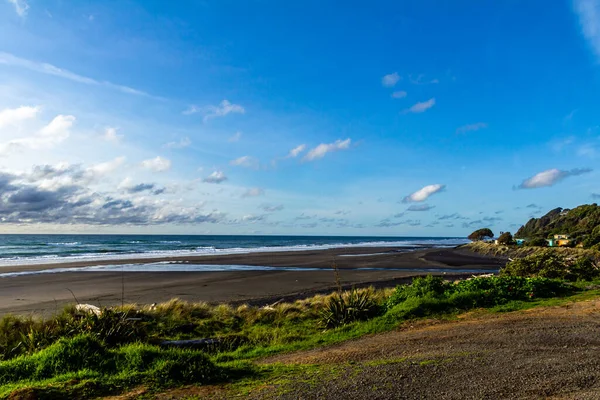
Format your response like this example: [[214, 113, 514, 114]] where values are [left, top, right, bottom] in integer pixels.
[[159, 338, 221, 349], [75, 304, 102, 316]]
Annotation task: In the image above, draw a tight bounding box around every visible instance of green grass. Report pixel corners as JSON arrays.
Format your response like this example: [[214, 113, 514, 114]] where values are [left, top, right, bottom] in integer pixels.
[[0, 276, 599, 399]]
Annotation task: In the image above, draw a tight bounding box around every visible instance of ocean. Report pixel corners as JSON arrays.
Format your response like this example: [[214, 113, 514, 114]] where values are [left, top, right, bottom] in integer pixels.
[[0, 234, 468, 267]]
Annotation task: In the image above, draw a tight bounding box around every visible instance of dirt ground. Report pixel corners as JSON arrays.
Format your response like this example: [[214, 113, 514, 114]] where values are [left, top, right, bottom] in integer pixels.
[[143, 298, 600, 400]]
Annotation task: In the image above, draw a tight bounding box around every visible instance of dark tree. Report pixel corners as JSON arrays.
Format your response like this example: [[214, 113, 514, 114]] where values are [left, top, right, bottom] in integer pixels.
[[497, 231, 513, 245], [468, 228, 494, 241]]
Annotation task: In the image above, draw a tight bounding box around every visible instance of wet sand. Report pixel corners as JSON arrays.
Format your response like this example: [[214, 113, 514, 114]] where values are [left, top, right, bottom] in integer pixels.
[[0, 246, 505, 316]]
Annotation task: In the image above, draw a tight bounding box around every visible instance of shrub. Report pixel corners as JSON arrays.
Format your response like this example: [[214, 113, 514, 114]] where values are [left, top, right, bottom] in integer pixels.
[[387, 275, 451, 309], [501, 251, 600, 281], [386, 275, 572, 314], [497, 232, 514, 245], [320, 289, 380, 328], [468, 228, 494, 241], [75, 308, 147, 346], [525, 237, 547, 247]]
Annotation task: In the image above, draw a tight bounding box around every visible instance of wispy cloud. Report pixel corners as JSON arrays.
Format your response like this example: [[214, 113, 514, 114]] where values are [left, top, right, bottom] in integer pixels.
[[89, 156, 126, 176], [203, 171, 227, 184], [409, 74, 439, 85], [456, 122, 487, 134], [0, 52, 154, 97], [184, 100, 245, 122], [574, 0, 600, 61], [391, 91, 407, 99], [230, 155, 259, 169], [228, 131, 242, 143], [403, 184, 445, 203], [102, 127, 123, 144], [140, 156, 171, 172], [516, 168, 592, 189], [403, 98, 435, 114], [382, 72, 400, 87], [260, 203, 284, 212], [7, 0, 29, 17], [164, 137, 191, 149], [549, 136, 575, 152], [242, 187, 264, 198], [578, 143, 597, 158], [303, 139, 351, 162], [407, 204, 435, 212], [287, 144, 306, 158]]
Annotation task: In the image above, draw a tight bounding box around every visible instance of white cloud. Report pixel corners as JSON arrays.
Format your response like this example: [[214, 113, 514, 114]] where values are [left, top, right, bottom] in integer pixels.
[[403, 184, 445, 203], [242, 187, 265, 198], [164, 137, 191, 149], [89, 156, 126, 176], [102, 127, 123, 144], [184, 100, 245, 122], [203, 170, 227, 184], [303, 139, 351, 162], [403, 98, 435, 114], [228, 131, 242, 142], [0, 114, 74, 154], [574, 0, 600, 60], [456, 122, 487, 134], [0, 52, 152, 97], [287, 144, 306, 158], [7, 0, 29, 17], [141, 156, 171, 172], [0, 105, 39, 129], [382, 72, 400, 87], [517, 168, 592, 189], [391, 91, 407, 99], [230, 155, 258, 169], [242, 214, 267, 222]]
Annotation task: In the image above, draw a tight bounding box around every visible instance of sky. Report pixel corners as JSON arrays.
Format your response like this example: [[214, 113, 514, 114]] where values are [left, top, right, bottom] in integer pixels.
[[1, 0, 600, 236]]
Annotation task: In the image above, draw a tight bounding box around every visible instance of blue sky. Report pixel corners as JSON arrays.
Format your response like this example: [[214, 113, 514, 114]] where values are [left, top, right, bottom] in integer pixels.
[[0, 0, 600, 236]]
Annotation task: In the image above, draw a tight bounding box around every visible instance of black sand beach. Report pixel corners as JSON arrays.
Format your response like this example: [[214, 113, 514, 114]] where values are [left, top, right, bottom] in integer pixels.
[[0, 246, 505, 316]]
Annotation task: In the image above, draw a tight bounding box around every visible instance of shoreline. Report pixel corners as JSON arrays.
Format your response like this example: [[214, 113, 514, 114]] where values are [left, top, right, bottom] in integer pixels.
[[0, 246, 505, 316], [0, 245, 495, 274]]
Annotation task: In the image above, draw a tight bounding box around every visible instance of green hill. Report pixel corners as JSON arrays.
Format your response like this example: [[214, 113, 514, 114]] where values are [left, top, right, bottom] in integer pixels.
[[515, 204, 600, 248]]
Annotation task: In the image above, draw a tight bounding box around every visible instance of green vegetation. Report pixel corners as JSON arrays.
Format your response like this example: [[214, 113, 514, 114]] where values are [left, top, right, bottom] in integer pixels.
[[0, 269, 596, 398], [320, 288, 381, 328], [467, 228, 494, 241], [502, 250, 600, 281], [385, 275, 570, 312], [0, 335, 225, 398], [497, 231, 514, 245], [515, 203, 600, 247]]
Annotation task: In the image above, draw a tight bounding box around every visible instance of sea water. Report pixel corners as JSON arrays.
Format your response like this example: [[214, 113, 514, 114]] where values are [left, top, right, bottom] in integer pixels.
[[0, 234, 468, 267]]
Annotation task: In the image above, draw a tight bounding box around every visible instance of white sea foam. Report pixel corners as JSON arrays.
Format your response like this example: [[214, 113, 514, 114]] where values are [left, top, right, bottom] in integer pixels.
[[0, 262, 495, 278], [0, 238, 468, 268]]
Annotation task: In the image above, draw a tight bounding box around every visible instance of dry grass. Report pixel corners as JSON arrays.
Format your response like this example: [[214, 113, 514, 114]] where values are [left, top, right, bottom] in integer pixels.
[[463, 242, 600, 260]]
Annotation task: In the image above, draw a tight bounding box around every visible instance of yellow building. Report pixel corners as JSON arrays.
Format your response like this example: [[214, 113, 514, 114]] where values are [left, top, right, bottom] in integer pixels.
[[553, 234, 571, 247]]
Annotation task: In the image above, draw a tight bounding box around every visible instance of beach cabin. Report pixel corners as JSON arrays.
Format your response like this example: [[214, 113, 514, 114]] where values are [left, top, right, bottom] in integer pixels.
[[547, 234, 571, 247], [515, 238, 526, 246]]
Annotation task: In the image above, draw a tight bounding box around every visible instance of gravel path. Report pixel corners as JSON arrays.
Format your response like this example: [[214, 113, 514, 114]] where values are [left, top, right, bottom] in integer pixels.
[[120, 299, 600, 399]]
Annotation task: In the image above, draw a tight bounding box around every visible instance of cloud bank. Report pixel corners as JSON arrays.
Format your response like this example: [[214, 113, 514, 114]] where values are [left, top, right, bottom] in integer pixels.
[[517, 168, 592, 189]]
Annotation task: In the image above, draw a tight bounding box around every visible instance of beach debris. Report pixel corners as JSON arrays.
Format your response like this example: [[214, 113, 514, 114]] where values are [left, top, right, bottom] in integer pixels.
[[75, 304, 102, 316], [466, 273, 495, 280], [261, 298, 283, 310]]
